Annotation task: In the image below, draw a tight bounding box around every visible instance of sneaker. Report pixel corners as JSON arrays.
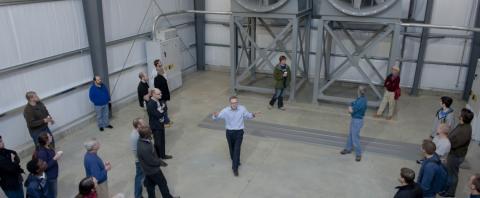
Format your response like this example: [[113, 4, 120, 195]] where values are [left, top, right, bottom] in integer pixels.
[[340, 149, 351, 155], [106, 125, 113, 129], [355, 156, 362, 162], [99, 127, 104, 131], [279, 107, 286, 111], [164, 123, 172, 128]]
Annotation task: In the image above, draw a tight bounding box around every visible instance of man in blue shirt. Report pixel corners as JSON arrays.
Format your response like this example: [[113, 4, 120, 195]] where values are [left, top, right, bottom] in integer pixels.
[[83, 138, 111, 198], [340, 86, 367, 162], [89, 76, 113, 132], [212, 96, 260, 176]]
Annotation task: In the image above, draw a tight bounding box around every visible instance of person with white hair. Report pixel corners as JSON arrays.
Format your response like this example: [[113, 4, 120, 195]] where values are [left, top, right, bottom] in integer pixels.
[[375, 65, 401, 120], [83, 138, 111, 198], [340, 86, 368, 162]]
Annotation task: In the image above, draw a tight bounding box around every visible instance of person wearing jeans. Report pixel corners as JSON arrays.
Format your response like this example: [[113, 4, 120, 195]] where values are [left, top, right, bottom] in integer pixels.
[[340, 86, 367, 162], [268, 55, 291, 110], [23, 91, 55, 148], [36, 132, 63, 198], [137, 127, 179, 198], [212, 96, 260, 176], [89, 76, 113, 132], [131, 118, 147, 198]]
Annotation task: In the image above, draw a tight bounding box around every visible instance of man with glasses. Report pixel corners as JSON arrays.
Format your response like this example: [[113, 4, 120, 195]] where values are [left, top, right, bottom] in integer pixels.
[[212, 96, 260, 177]]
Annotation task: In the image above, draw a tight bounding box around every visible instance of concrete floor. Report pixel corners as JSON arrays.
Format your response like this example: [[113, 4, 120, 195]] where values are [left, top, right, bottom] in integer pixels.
[[7, 70, 480, 198]]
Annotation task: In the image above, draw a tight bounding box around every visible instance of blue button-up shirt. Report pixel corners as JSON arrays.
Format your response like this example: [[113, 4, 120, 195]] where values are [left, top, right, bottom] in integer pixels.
[[212, 105, 254, 130]]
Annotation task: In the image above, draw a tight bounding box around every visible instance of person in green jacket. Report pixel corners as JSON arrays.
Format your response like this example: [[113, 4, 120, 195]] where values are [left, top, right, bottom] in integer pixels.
[[268, 55, 291, 110]]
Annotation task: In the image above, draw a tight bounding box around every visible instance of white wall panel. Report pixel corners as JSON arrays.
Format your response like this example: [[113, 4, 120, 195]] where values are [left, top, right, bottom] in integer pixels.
[[109, 65, 147, 102], [107, 39, 147, 73], [0, 0, 88, 69], [0, 55, 92, 115]]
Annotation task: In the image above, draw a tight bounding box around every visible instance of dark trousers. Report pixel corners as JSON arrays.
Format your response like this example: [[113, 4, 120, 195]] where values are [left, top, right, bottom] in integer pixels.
[[162, 100, 171, 124], [269, 88, 284, 108], [226, 129, 244, 171], [445, 154, 465, 195], [30, 126, 54, 148], [2, 185, 24, 198], [152, 128, 166, 158], [144, 171, 172, 198]]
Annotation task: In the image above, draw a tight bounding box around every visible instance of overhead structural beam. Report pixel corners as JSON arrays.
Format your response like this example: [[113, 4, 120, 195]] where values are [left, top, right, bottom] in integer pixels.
[[194, 0, 206, 71], [410, 0, 434, 96], [464, 2, 480, 100], [82, 0, 109, 89]]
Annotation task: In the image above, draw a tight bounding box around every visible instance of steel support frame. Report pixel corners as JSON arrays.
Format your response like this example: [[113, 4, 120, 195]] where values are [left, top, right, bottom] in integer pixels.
[[230, 12, 311, 101], [313, 17, 402, 107]]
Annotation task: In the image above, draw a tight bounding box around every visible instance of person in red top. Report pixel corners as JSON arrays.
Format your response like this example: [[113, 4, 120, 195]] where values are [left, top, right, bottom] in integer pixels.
[[375, 65, 401, 120]]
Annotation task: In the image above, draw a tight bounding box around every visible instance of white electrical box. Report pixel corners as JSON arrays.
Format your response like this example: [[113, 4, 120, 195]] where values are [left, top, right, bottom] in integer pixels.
[[467, 59, 480, 141], [145, 36, 183, 92], [155, 28, 178, 42]]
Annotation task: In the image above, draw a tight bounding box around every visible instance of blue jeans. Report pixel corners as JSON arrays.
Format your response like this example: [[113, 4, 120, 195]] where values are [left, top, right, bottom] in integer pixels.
[[47, 179, 57, 198], [3, 185, 24, 198], [269, 88, 284, 108], [134, 161, 144, 198], [30, 126, 54, 148], [345, 118, 364, 157], [94, 105, 109, 128]]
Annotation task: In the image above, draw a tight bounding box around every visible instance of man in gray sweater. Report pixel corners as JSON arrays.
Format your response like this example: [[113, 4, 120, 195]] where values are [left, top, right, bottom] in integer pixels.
[[137, 126, 179, 198]]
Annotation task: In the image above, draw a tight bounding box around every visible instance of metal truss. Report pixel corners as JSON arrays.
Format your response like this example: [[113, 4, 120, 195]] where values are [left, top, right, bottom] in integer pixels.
[[230, 12, 312, 101], [313, 17, 402, 107]]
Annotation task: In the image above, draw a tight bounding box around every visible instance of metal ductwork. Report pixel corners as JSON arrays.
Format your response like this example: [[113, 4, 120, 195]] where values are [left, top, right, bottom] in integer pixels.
[[316, 0, 410, 19]]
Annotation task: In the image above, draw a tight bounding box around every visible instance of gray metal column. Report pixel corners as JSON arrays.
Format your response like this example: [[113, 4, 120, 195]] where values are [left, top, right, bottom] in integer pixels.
[[464, 2, 480, 100], [304, 15, 312, 80], [194, 0, 206, 71], [324, 31, 332, 81], [82, 0, 109, 89], [230, 16, 238, 95], [289, 17, 299, 101], [410, 0, 434, 96], [312, 19, 324, 103], [388, 23, 402, 72], [248, 17, 257, 79]]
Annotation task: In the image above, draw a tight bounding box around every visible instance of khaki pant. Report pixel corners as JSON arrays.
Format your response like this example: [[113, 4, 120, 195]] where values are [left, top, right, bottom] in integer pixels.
[[97, 181, 109, 198], [377, 90, 396, 117]]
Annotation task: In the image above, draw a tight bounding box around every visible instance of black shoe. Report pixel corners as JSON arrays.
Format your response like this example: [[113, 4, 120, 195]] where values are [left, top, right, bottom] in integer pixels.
[[233, 169, 239, 177], [162, 155, 173, 160], [340, 149, 351, 155], [159, 160, 168, 167], [107, 125, 113, 129], [355, 156, 362, 162], [416, 159, 424, 164], [438, 192, 455, 197], [99, 127, 104, 131]]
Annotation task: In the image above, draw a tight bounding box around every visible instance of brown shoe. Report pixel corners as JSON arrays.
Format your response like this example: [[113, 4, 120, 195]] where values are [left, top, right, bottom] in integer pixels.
[[373, 114, 382, 118], [386, 116, 393, 120]]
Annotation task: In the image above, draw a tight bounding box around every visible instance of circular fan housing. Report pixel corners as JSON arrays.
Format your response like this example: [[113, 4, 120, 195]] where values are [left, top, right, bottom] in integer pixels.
[[327, 0, 398, 16], [234, 0, 289, 12]]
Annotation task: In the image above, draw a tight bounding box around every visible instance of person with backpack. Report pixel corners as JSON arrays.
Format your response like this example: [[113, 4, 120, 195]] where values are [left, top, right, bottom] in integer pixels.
[[430, 96, 455, 138], [35, 132, 63, 198], [268, 55, 291, 111], [374, 65, 400, 120], [439, 108, 475, 197], [417, 140, 449, 198]]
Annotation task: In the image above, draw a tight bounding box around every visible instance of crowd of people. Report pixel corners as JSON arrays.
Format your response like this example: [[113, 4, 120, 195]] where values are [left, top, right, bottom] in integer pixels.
[[0, 57, 479, 198]]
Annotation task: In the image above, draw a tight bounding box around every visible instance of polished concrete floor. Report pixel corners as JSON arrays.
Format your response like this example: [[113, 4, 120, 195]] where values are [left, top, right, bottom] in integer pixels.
[[7, 70, 480, 198]]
